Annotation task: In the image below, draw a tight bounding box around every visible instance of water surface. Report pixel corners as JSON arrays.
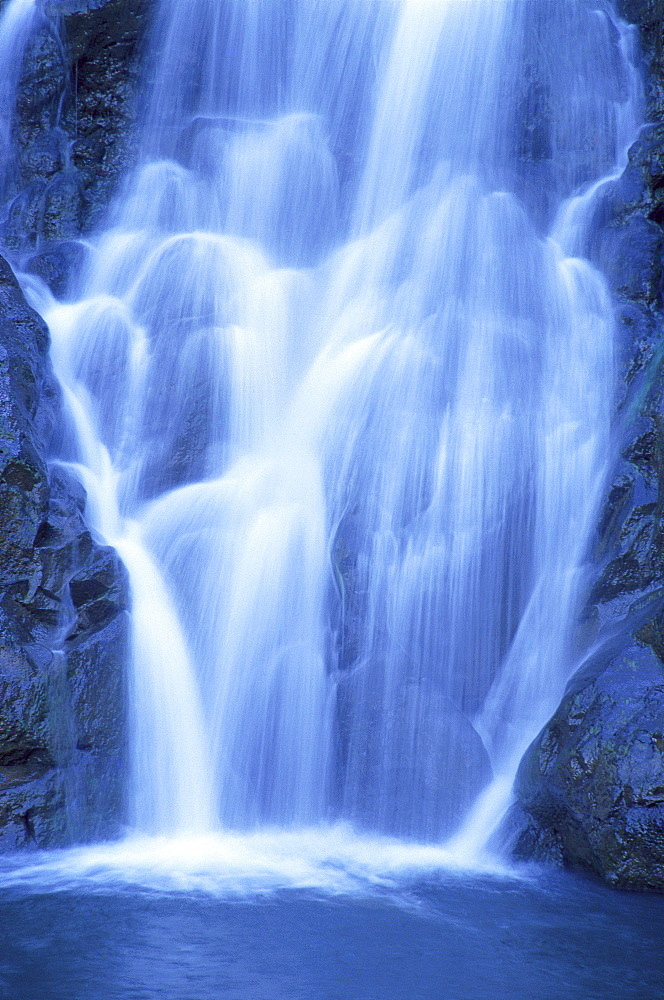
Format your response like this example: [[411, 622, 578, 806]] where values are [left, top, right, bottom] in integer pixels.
[[0, 863, 662, 1000]]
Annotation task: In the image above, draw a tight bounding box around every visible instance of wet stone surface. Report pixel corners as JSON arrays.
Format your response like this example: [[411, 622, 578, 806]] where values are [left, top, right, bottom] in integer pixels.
[[0, 254, 128, 849], [512, 0, 664, 888]]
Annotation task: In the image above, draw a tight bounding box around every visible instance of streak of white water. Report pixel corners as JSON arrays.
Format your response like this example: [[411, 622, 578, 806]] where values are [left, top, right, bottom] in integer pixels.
[[0, 0, 36, 193], [20, 0, 643, 860]]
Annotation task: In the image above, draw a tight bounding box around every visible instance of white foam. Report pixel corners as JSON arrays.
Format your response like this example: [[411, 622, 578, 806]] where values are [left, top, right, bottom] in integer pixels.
[[0, 826, 513, 898]]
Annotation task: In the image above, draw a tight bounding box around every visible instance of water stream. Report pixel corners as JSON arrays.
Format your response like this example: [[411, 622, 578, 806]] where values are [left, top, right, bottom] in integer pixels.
[[2, 0, 645, 865], [0, 0, 37, 200]]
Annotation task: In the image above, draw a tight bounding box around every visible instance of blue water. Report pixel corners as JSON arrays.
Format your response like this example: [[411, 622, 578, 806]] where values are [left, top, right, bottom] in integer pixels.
[[0, 872, 663, 999], [27, 0, 641, 851], [0, 5, 661, 997]]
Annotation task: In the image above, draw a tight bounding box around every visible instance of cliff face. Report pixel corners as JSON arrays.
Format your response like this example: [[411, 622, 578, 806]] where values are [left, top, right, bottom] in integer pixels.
[[0, 255, 128, 847], [509, 0, 664, 890], [0, 0, 146, 847], [2, 0, 148, 293]]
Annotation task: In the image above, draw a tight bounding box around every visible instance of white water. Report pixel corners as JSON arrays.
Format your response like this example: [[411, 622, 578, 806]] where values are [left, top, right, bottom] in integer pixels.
[[0, 0, 37, 197], [14, 0, 643, 871]]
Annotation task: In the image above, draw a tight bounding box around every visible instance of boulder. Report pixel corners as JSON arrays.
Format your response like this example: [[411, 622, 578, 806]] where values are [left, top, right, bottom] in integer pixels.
[[509, 642, 664, 890]]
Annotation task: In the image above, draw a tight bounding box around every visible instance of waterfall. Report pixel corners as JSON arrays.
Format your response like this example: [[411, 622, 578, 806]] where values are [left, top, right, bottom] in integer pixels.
[[22, 0, 641, 856]]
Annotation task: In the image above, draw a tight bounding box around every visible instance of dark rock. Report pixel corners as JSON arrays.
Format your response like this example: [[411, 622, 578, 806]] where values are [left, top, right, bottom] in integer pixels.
[[14, 21, 67, 132], [3, 179, 47, 252], [510, 643, 664, 890], [67, 612, 127, 760], [0, 256, 54, 586], [0, 0, 149, 271], [0, 2, 143, 845], [56, 0, 150, 232], [617, 1, 664, 120], [0, 253, 128, 848], [595, 213, 663, 306], [25, 239, 89, 299], [41, 169, 84, 240], [67, 545, 127, 640], [21, 128, 67, 183]]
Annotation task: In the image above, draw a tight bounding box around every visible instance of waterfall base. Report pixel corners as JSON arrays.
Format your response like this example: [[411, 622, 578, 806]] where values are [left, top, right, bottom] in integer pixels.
[[0, 850, 663, 999]]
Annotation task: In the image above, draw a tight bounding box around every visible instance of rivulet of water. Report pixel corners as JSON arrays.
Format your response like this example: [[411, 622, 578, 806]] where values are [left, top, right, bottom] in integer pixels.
[[18, 0, 642, 862], [0, 0, 37, 198]]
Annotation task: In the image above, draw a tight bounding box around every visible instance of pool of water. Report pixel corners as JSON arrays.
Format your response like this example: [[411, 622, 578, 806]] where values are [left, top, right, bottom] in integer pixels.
[[0, 837, 662, 1000]]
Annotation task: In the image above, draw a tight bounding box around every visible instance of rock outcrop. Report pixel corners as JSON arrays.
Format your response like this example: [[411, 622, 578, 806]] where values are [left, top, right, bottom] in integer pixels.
[[509, 639, 664, 890], [1, 0, 149, 295], [509, 0, 664, 890], [0, 0, 145, 848], [0, 255, 129, 848]]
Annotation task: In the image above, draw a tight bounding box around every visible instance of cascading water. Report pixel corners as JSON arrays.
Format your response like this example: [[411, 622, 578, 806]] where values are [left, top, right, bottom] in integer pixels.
[[20, 0, 642, 860], [0, 0, 37, 197]]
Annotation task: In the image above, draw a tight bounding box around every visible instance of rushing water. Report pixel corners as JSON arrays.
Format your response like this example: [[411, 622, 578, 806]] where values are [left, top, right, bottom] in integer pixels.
[[0, 0, 650, 882], [1, 3, 663, 997], [17, 0, 643, 855]]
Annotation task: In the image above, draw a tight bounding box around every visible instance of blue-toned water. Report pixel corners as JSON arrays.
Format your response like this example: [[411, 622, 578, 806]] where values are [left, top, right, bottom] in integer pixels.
[[0, 1, 662, 996], [0, 863, 663, 999], [0, 0, 36, 200], [25, 0, 642, 854]]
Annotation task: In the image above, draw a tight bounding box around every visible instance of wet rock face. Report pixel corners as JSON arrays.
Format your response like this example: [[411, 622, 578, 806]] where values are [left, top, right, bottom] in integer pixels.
[[0, 0, 148, 849], [0, 1, 147, 849], [0, 256, 129, 848], [617, 2, 664, 118], [1, 0, 149, 292], [509, 644, 664, 890], [511, 2, 664, 889]]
